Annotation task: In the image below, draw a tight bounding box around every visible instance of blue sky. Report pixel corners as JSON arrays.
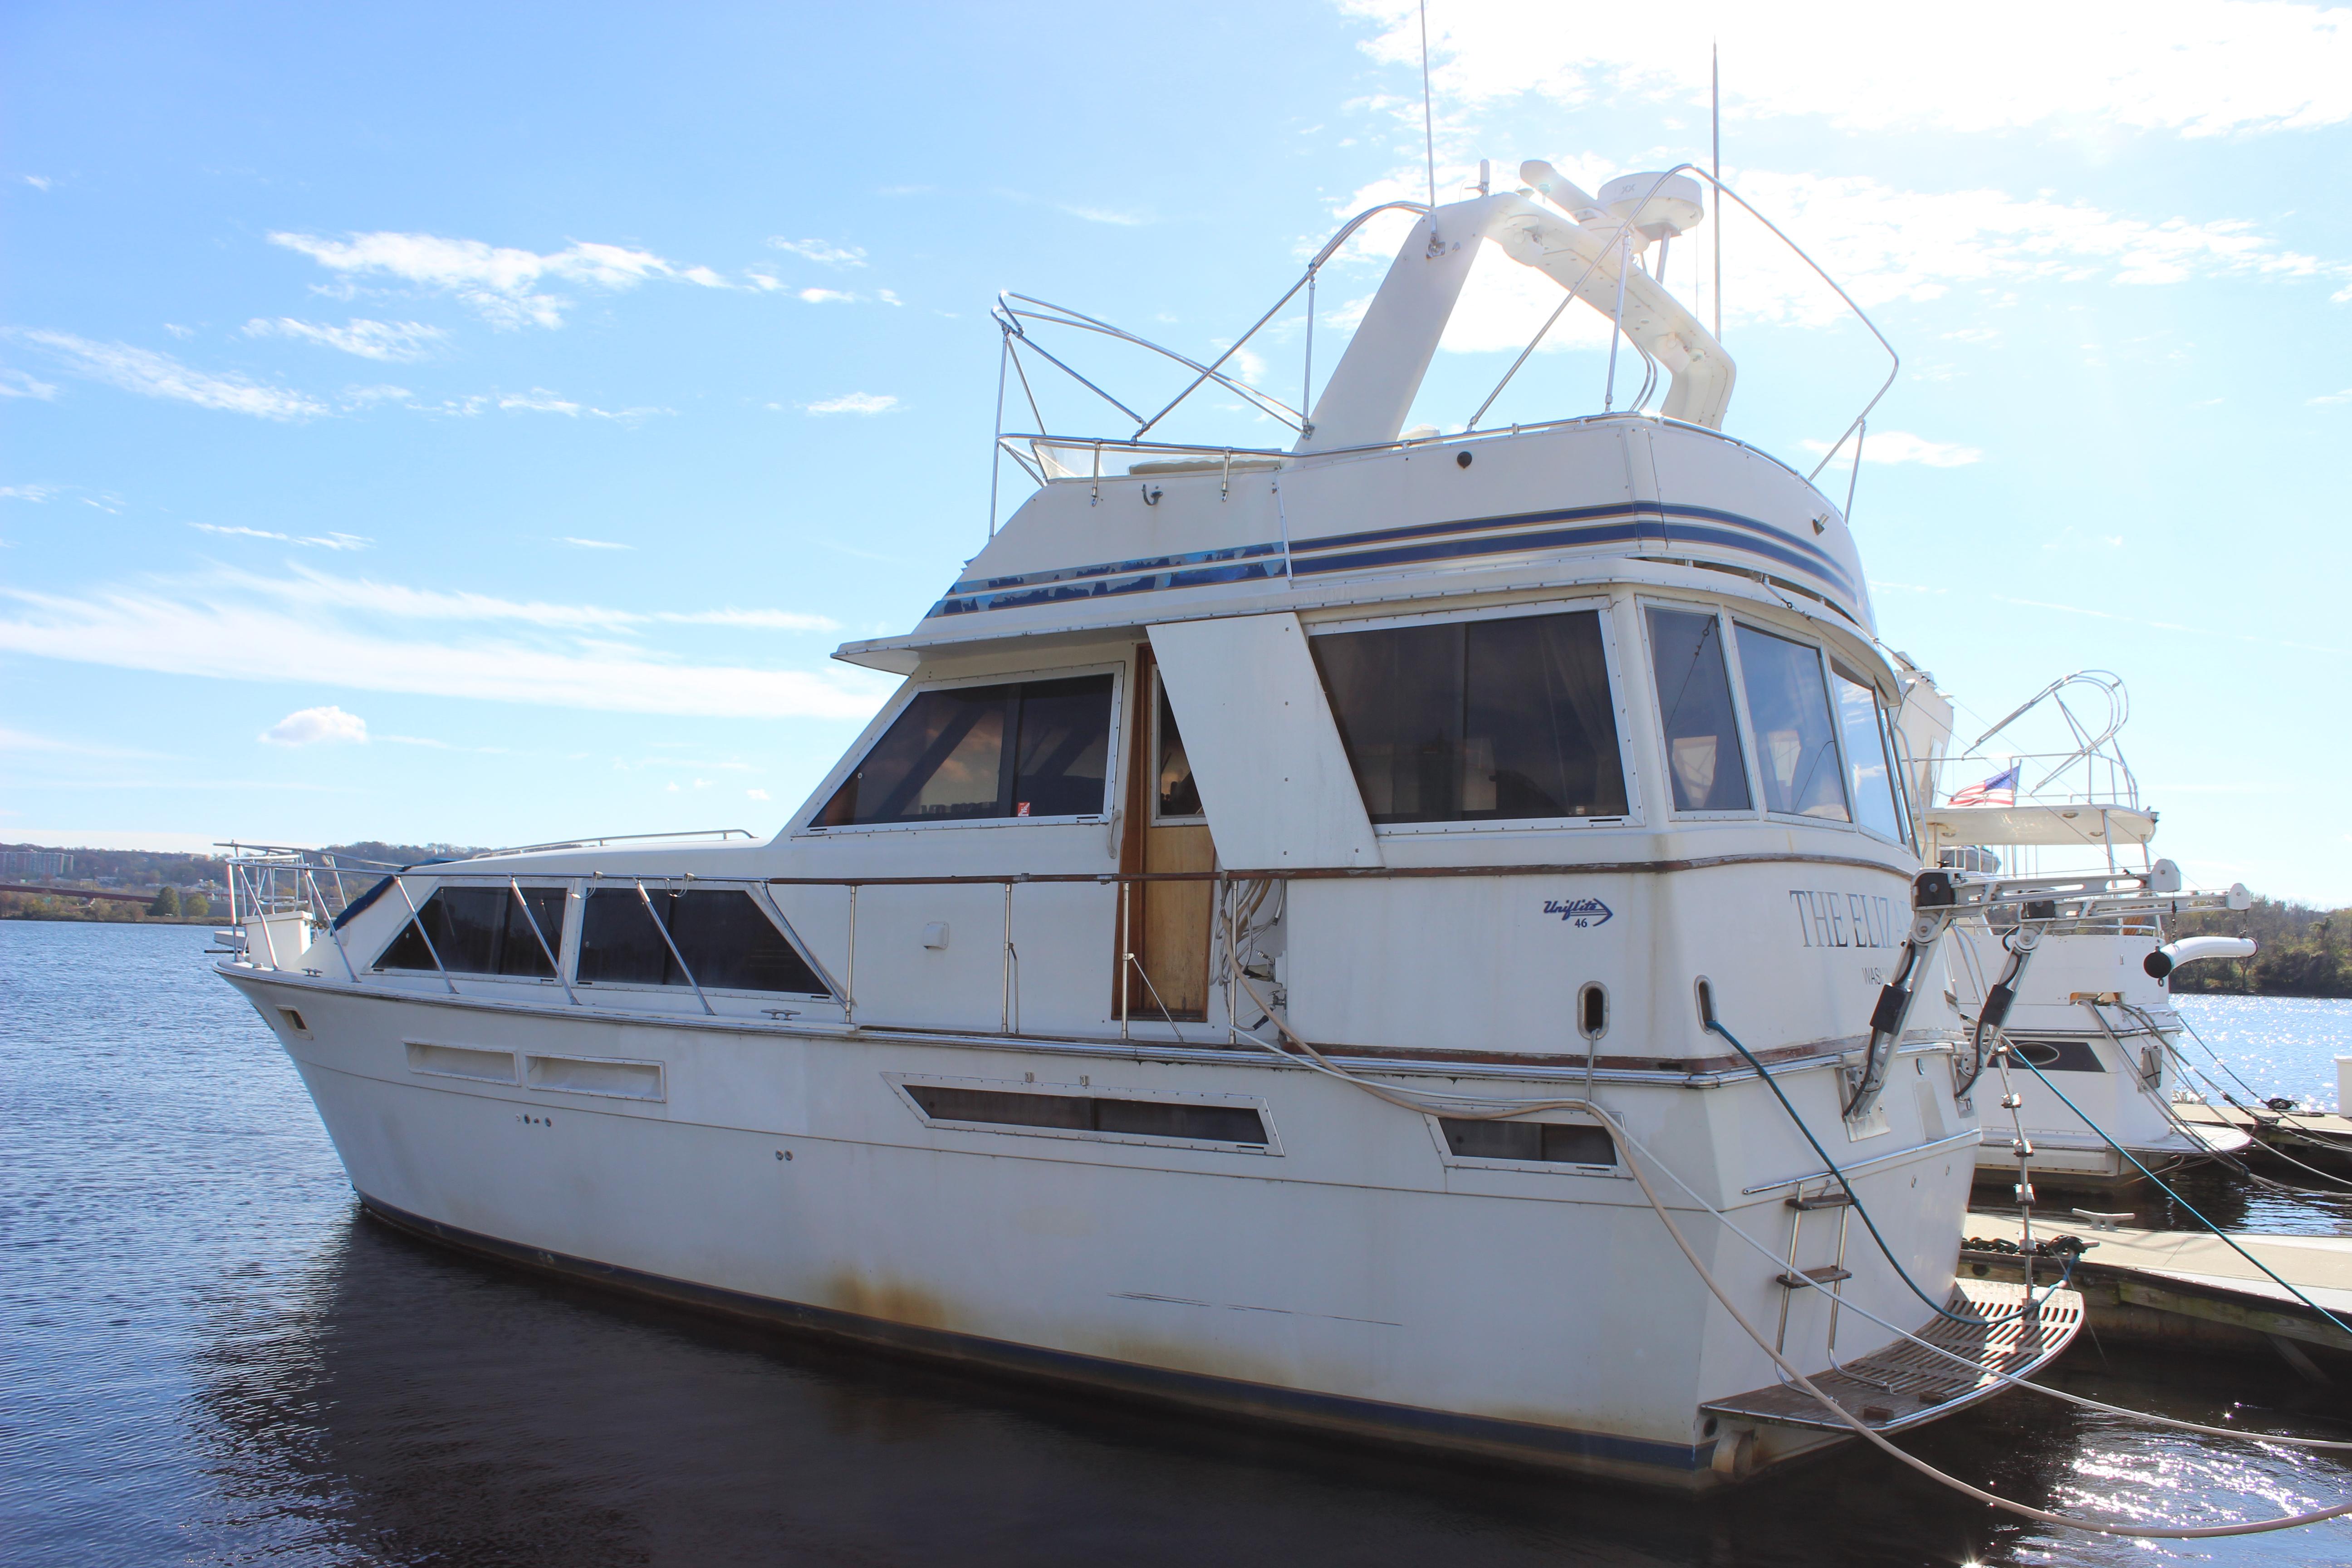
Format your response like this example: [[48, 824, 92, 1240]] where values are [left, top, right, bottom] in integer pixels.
[[4, 1, 2348, 902]]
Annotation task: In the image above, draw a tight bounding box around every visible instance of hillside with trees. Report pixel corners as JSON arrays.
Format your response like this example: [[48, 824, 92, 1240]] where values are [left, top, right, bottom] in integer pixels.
[[2166, 897, 2349, 998]]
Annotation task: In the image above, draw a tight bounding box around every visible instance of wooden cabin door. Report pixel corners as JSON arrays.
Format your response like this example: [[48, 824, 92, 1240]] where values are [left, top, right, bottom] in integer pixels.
[[1119, 647, 1214, 1021]]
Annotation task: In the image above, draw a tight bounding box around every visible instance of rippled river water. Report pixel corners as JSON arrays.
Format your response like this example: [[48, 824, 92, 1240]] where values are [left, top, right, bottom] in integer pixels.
[[7, 922, 2352, 1566]]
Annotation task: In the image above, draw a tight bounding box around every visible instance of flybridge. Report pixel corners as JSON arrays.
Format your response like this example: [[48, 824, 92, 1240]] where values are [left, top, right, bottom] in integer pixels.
[[981, 157, 1897, 534]]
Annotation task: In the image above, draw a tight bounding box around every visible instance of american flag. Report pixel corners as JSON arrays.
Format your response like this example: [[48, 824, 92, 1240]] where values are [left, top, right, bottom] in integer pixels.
[[1947, 764, 2020, 808]]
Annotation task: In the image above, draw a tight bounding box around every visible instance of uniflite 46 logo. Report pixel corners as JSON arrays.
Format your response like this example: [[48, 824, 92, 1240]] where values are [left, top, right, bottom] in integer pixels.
[[1543, 897, 1613, 928]]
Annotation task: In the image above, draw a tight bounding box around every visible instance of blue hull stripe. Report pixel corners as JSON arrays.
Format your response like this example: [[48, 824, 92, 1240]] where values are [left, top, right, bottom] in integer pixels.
[[927, 502, 1852, 619]]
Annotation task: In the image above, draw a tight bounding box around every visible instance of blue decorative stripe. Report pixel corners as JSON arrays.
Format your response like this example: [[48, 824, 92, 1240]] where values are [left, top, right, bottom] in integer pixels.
[[1289, 501, 1855, 597], [925, 502, 1853, 618], [946, 541, 1287, 597]]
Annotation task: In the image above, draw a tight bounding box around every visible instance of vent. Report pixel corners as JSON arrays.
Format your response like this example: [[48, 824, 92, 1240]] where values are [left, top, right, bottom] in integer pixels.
[[525, 1054, 665, 1100], [1440, 1118, 1616, 1166], [905, 1083, 1267, 1146], [277, 1007, 310, 1036], [405, 1042, 518, 1084]]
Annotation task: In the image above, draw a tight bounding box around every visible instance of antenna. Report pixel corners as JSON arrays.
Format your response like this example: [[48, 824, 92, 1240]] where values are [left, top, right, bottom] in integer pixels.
[[1711, 41, 1722, 343], [1419, 1, 1438, 231]]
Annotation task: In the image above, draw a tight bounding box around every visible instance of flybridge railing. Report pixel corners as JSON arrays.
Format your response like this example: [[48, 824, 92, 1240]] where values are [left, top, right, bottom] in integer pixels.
[[988, 166, 1903, 535], [1947, 672, 2139, 812]]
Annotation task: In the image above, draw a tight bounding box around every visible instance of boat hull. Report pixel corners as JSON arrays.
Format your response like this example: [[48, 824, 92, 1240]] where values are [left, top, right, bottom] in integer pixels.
[[230, 969, 1984, 1490]]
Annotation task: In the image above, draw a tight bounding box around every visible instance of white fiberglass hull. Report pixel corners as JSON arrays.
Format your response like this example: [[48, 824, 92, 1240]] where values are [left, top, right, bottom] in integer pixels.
[[229, 969, 1982, 1489]]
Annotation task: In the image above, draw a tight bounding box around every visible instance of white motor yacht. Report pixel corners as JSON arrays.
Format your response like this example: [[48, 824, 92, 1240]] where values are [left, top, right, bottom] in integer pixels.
[[1905, 671, 2254, 1191], [217, 163, 2087, 1486]]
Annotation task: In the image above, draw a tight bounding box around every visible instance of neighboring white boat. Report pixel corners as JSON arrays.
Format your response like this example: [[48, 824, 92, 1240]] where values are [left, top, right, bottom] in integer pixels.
[[216, 164, 2084, 1486], [1904, 671, 2255, 1190]]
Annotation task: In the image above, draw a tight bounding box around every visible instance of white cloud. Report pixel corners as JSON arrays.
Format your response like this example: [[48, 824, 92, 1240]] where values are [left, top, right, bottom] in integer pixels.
[[490, 387, 664, 421], [769, 238, 867, 268], [0, 568, 887, 720], [1800, 431, 1983, 467], [261, 705, 368, 745], [500, 388, 581, 416], [798, 288, 856, 304], [1061, 204, 1150, 226], [2312, 389, 2352, 406], [802, 392, 900, 416], [1, 484, 65, 502], [244, 317, 447, 363], [663, 608, 838, 630], [746, 788, 771, 801], [1346, 0, 2352, 139], [20, 332, 328, 420], [23, 175, 50, 191], [189, 523, 372, 550], [563, 536, 632, 550], [0, 368, 59, 399], [0, 726, 165, 758], [1325, 163, 2341, 365], [269, 230, 728, 329]]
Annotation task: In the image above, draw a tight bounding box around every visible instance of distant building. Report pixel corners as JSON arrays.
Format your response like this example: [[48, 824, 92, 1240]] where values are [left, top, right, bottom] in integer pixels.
[[0, 850, 71, 878]]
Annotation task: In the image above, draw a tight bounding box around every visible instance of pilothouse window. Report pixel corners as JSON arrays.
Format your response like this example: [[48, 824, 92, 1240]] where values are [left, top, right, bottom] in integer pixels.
[[816, 675, 1113, 826], [1311, 610, 1627, 824], [375, 886, 567, 977], [1735, 624, 1850, 820], [1646, 608, 1751, 813], [1833, 667, 1906, 842], [577, 888, 828, 994]]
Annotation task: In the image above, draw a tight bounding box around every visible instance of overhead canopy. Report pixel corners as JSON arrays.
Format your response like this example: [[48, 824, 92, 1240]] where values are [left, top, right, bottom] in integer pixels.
[[1919, 804, 2156, 848]]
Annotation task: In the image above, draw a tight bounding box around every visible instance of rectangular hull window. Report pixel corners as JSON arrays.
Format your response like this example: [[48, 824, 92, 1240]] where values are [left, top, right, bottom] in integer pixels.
[[816, 675, 1113, 826], [1736, 624, 1851, 821], [1311, 611, 1627, 824], [1440, 1119, 1616, 1166], [376, 886, 568, 976], [577, 887, 828, 995], [906, 1084, 1268, 1146], [1646, 607, 1751, 813]]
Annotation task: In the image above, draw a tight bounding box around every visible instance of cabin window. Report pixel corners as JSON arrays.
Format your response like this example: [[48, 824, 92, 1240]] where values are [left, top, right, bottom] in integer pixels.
[[1310, 610, 1627, 824], [375, 885, 568, 976], [576, 887, 828, 994], [1439, 1119, 1617, 1166], [905, 1083, 1269, 1145], [1646, 607, 1751, 813], [1154, 674, 1202, 820], [1833, 667, 1906, 843], [815, 674, 1113, 826], [1735, 625, 1850, 820]]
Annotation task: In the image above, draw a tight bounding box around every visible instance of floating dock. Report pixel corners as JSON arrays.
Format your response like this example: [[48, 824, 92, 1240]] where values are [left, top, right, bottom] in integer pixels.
[[2169, 1100, 2352, 1171], [1963, 1210, 2352, 1381]]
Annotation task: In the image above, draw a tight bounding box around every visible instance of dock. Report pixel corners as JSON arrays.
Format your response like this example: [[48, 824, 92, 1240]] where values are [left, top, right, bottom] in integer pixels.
[[1962, 1210, 2352, 1382], [2168, 1099, 2352, 1173]]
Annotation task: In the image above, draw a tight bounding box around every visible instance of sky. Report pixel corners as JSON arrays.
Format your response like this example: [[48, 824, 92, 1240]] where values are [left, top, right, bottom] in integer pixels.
[[3, 1, 2349, 902]]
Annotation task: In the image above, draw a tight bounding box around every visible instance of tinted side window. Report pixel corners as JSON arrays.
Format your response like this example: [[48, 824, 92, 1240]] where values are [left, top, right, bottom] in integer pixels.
[[577, 887, 827, 995], [1736, 625, 1850, 820], [1646, 608, 1751, 813], [1312, 611, 1626, 824], [668, 890, 826, 992], [1154, 676, 1201, 818], [1833, 668, 1906, 842], [816, 676, 1113, 826], [376, 886, 566, 976]]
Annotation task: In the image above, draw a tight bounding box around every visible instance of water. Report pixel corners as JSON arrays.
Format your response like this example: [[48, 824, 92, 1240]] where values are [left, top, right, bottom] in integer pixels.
[[6, 922, 2352, 1567]]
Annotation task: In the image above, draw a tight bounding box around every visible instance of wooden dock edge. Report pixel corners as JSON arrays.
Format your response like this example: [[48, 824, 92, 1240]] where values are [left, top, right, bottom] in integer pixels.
[[1959, 1249, 2352, 1372]]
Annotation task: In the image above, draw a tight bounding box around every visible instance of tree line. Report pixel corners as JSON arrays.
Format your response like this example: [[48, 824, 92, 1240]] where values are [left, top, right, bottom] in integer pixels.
[[2166, 897, 2349, 999]]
